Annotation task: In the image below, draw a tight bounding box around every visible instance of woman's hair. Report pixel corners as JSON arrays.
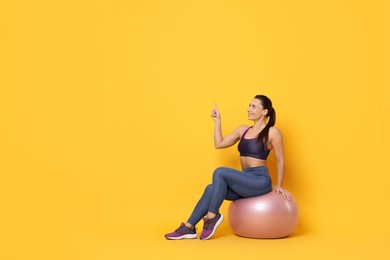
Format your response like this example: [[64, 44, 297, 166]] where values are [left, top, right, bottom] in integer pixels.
[[254, 95, 276, 149]]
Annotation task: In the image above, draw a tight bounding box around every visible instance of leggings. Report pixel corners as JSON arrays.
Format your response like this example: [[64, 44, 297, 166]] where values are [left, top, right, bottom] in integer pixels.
[[187, 166, 272, 226]]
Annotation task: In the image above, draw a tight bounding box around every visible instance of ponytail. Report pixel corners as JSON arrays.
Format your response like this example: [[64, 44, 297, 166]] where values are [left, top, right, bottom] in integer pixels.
[[255, 95, 276, 150]]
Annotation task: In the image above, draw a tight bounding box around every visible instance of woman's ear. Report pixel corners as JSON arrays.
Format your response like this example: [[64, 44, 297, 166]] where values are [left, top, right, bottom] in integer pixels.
[[262, 109, 268, 116]]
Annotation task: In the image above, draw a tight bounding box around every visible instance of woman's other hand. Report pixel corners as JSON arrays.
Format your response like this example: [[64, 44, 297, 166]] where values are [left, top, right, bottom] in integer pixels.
[[275, 186, 293, 200], [211, 103, 221, 121]]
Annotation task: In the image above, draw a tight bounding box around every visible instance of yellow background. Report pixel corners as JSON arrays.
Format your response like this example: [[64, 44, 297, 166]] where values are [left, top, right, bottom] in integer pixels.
[[1, 0, 389, 259]]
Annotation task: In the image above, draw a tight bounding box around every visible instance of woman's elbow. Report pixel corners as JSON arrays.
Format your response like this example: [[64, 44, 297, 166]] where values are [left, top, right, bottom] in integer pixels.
[[275, 155, 285, 164], [214, 144, 223, 149]]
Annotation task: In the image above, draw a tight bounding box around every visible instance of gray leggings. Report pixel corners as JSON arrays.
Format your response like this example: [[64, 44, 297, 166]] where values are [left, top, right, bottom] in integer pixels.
[[187, 166, 272, 226]]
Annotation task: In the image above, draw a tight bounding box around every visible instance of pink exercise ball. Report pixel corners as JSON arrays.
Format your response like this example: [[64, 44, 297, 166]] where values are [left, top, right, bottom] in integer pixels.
[[228, 189, 299, 239]]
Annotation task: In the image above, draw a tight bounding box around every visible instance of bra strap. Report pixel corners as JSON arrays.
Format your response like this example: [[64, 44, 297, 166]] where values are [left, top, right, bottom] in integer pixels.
[[241, 127, 252, 138]]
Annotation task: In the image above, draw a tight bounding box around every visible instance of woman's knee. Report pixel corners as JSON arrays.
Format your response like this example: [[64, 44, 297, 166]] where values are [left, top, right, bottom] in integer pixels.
[[204, 184, 213, 195], [212, 167, 233, 180], [213, 167, 228, 177], [212, 168, 223, 181]]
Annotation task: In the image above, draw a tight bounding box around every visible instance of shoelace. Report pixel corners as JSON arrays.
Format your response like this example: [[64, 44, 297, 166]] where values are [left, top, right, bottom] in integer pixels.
[[176, 225, 195, 234], [204, 216, 219, 230]]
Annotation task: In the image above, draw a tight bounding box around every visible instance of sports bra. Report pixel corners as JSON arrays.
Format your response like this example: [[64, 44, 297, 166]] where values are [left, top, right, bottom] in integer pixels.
[[237, 127, 270, 160]]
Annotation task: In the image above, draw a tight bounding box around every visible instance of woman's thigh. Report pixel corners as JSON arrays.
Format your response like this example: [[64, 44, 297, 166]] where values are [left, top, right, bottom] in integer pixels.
[[214, 167, 271, 197]]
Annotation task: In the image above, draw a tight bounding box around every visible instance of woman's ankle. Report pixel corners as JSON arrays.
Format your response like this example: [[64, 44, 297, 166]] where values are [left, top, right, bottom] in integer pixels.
[[185, 223, 194, 229], [206, 212, 216, 219]]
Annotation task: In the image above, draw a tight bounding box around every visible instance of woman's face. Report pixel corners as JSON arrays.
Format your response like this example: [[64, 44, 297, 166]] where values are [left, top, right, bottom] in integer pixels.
[[247, 99, 267, 121]]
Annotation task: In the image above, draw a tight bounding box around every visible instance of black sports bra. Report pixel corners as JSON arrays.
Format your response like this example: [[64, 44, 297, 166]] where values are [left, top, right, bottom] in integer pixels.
[[237, 127, 270, 160]]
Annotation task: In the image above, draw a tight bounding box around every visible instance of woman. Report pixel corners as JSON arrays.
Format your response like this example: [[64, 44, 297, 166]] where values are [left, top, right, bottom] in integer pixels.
[[165, 95, 292, 240]]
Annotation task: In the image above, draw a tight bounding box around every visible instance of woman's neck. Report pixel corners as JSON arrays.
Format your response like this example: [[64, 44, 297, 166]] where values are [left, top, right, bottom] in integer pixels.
[[252, 119, 267, 131]]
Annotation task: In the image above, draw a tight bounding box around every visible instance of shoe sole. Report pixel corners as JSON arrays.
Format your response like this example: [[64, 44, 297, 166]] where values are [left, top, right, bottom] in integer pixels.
[[200, 214, 224, 240], [165, 234, 197, 240]]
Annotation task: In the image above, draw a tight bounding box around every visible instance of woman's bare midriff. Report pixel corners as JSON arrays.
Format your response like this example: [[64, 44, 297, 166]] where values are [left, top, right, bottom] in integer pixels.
[[240, 156, 267, 169]]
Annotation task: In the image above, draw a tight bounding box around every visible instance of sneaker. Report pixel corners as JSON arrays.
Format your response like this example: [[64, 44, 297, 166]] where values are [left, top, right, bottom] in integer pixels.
[[165, 223, 197, 240], [199, 213, 224, 240]]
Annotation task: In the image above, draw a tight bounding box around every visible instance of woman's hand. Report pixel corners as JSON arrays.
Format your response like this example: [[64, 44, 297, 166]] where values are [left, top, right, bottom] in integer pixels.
[[211, 103, 221, 121], [275, 186, 293, 200]]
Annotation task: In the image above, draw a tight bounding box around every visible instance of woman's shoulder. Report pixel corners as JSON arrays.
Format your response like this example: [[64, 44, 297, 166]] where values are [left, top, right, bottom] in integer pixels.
[[237, 124, 250, 130], [236, 124, 250, 137], [268, 126, 283, 139], [269, 126, 283, 138], [237, 124, 250, 131]]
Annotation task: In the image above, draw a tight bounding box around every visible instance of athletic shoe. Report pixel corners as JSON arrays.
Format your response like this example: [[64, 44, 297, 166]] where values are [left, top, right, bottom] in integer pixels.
[[199, 213, 224, 240], [165, 222, 197, 240]]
